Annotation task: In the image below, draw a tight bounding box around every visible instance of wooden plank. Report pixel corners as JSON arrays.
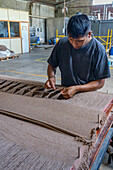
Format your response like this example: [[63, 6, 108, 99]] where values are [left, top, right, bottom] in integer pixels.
[[0, 55, 20, 61]]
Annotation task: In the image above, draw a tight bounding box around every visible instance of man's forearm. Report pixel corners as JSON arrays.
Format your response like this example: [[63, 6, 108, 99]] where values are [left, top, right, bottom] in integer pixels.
[[75, 79, 105, 93], [47, 64, 56, 78]]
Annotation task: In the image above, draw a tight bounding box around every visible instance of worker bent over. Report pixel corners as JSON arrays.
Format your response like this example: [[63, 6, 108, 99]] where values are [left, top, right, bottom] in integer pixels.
[[45, 14, 110, 99]]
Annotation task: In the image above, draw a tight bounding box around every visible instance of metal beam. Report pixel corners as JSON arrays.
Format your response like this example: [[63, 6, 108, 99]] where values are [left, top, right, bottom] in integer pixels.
[[30, 0, 58, 6]]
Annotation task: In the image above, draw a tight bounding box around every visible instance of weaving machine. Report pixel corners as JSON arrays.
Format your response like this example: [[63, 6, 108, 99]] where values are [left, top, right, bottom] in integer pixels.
[[0, 75, 112, 170]]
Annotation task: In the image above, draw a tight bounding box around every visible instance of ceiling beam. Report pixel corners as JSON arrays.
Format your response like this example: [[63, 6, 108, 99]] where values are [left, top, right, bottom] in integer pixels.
[[30, 0, 56, 6], [29, 0, 70, 7], [55, 0, 75, 7]]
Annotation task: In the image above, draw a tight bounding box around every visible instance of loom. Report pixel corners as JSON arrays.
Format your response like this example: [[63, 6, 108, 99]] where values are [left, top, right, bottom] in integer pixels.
[[0, 75, 112, 169]]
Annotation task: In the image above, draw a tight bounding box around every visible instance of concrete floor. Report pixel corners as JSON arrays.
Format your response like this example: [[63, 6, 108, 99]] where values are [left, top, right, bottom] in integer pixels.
[[0, 47, 61, 85], [0, 47, 113, 169]]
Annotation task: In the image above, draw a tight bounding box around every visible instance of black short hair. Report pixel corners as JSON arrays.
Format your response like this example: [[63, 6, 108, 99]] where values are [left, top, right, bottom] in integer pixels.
[[67, 14, 91, 38]]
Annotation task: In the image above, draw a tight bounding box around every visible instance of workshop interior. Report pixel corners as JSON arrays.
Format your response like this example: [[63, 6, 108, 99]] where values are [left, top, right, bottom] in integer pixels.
[[0, 0, 113, 170]]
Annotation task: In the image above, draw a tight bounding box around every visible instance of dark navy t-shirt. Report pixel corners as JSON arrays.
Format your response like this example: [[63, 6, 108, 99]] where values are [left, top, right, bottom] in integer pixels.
[[47, 37, 110, 87]]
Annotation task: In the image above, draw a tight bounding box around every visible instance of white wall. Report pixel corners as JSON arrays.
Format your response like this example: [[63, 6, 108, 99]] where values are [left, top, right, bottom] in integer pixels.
[[10, 38, 21, 54], [0, 39, 10, 49], [31, 3, 55, 43], [32, 3, 54, 18], [32, 18, 45, 43], [0, 8, 29, 54]]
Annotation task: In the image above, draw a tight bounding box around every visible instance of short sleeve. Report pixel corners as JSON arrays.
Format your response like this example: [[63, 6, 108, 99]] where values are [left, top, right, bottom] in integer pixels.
[[94, 48, 110, 80], [47, 42, 60, 68]]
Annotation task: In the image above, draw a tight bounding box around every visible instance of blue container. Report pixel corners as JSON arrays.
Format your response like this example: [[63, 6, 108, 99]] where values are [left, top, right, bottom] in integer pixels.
[[108, 61, 111, 66], [54, 38, 56, 45], [109, 46, 113, 55], [37, 37, 40, 44]]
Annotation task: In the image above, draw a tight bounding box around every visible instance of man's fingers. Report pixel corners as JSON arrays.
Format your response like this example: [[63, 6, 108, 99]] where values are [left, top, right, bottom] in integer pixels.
[[59, 88, 65, 92], [62, 94, 70, 99], [62, 92, 67, 96], [61, 90, 71, 99], [50, 81, 56, 90], [45, 80, 51, 89], [61, 88, 68, 94], [61, 91, 68, 97], [47, 84, 51, 88], [45, 79, 57, 90]]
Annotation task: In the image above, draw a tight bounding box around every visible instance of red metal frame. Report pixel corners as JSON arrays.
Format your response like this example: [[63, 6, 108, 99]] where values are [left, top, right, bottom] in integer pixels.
[[90, 99, 113, 169], [71, 99, 113, 170]]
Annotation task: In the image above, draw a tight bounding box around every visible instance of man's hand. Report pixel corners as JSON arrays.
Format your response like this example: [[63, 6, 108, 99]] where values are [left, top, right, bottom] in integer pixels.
[[45, 76, 56, 90], [61, 79, 105, 99], [61, 86, 77, 99]]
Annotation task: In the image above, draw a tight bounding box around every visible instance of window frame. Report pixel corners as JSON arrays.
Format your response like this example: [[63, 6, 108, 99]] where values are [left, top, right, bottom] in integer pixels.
[[0, 20, 21, 39], [0, 20, 9, 39]]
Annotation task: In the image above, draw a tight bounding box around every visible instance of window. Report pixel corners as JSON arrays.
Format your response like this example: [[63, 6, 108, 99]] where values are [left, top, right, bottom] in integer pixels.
[[0, 21, 8, 38], [10, 22, 20, 37]]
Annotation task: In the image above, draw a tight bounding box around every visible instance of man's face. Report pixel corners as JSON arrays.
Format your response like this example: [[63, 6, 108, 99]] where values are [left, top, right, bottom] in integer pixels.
[[68, 32, 91, 49]]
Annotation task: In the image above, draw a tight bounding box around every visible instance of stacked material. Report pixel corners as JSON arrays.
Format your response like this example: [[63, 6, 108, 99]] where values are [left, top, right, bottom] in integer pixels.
[[0, 115, 80, 170], [0, 45, 15, 58], [0, 75, 112, 169]]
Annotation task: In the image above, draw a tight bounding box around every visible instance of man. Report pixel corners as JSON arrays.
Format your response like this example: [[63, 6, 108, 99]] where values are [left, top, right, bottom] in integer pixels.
[[45, 14, 110, 99]]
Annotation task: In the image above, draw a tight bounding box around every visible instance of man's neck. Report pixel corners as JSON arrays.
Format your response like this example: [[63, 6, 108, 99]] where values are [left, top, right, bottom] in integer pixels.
[[82, 37, 92, 47]]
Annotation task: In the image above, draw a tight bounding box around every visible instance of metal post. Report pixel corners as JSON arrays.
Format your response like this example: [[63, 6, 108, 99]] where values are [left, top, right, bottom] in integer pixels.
[[64, 0, 66, 36], [106, 29, 110, 51], [108, 11, 111, 20], [109, 29, 112, 49], [103, 5, 106, 20], [106, 6, 108, 20]]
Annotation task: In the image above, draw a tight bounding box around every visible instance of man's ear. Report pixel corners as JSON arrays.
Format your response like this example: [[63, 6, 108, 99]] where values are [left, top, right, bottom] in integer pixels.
[[88, 31, 92, 38]]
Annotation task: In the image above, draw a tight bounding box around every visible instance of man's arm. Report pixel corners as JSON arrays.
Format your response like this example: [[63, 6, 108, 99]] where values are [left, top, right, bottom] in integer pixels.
[[62, 79, 105, 99], [45, 64, 56, 90]]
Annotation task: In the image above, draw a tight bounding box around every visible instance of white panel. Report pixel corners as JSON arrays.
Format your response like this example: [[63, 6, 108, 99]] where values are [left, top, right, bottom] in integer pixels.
[[8, 9, 20, 21], [10, 38, 22, 54], [32, 18, 45, 43], [20, 11, 29, 22], [21, 23, 29, 53], [0, 8, 8, 20], [0, 39, 10, 49]]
